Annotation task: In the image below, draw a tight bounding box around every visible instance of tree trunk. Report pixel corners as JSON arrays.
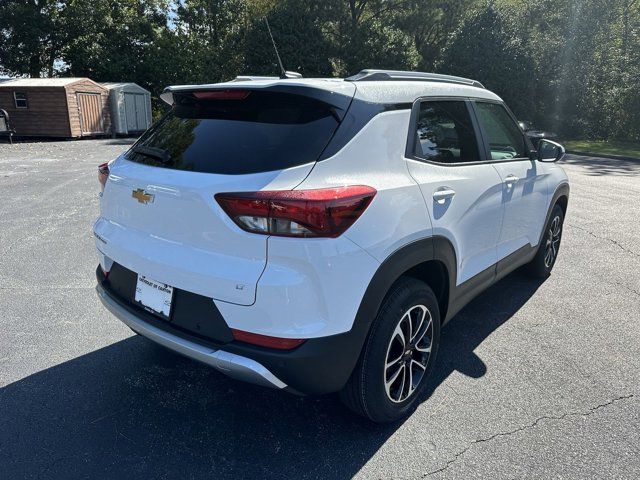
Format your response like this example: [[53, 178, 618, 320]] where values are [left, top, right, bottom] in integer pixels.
[[29, 53, 41, 78]]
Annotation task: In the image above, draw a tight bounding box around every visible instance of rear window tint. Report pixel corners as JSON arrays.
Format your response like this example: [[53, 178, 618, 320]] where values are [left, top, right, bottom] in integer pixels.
[[125, 91, 340, 175], [413, 101, 480, 163]]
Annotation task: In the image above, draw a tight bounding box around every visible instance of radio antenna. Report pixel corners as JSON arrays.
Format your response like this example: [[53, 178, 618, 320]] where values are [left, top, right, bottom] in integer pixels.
[[264, 17, 287, 79]]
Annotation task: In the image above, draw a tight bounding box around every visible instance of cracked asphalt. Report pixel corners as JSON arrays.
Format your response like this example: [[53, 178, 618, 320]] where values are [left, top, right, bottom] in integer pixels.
[[1, 140, 639, 479]]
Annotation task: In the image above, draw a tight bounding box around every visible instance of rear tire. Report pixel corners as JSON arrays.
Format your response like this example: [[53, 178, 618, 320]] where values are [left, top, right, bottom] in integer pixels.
[[340, 277, 441, 423], [525, 204, 564, 278]]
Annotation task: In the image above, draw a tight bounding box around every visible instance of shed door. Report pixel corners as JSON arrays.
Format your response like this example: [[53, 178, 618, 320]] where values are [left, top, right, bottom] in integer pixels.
[[134, 94, 148, 130], [124, 93, 148, 132], [77, 93, 104, 135], [124, 93, 137, 131]]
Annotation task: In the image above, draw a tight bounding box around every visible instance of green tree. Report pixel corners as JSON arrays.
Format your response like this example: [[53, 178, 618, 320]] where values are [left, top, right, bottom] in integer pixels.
[[334, 0, 419, 75], [493, 0, 572, 131], [594, 0, 640, 141], [0, 0, 65, 77], [0, 0, 637, 141], [438, 4, 536, 119], [170, 0, 250, 82], [61, 0, 170, 83], [243, 0, 337, 77], [504, 0, 640, 140], [397, 0, 477, 70]]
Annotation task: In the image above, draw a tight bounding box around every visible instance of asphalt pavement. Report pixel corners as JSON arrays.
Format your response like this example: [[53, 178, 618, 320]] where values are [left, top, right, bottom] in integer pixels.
[[1, 140, 638, 479]]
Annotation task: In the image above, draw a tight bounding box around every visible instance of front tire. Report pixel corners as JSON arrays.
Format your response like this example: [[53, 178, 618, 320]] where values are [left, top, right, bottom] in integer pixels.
[[525, 204, 564, 278], [340, 277, 441, 423]]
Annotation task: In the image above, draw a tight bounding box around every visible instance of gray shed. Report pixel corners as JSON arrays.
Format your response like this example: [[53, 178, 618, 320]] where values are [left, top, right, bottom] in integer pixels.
[[101, 82, 152, 135]]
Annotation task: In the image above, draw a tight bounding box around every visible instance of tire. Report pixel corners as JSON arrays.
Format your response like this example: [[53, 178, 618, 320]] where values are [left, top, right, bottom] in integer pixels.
[[340, 277, 441, 423], [525, 204, 564, 278]]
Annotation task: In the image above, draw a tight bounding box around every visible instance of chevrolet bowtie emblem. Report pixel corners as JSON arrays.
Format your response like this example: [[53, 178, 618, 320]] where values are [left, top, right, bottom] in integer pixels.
[[132, 188, 154, 204]]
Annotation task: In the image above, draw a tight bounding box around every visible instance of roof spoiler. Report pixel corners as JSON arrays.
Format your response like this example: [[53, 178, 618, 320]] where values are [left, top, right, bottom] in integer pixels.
[[160, 74, 307, 105], [159, 83, 354, 113]]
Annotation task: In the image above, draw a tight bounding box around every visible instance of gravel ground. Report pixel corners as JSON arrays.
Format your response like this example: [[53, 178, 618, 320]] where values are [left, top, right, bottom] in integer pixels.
[[1, 140, 638, 479]]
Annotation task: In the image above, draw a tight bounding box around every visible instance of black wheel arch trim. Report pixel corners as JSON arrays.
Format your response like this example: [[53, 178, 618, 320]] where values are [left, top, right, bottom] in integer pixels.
[[347, 236, 457, 365], [539, 183, 569, 247]]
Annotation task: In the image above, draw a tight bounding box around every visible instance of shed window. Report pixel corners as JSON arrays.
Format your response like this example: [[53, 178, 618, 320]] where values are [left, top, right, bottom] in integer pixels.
[[14, 92, 28, 109]]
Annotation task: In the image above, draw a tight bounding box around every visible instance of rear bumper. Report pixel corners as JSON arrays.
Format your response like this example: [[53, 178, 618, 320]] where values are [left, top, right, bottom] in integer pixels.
[[96, 283, 287, 390], [96, 273, 368, 395]]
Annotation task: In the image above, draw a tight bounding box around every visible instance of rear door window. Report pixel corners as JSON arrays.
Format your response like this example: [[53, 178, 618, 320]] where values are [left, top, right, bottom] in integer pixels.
[[126, 91, 341, 175], [412, 101, 481, 164]]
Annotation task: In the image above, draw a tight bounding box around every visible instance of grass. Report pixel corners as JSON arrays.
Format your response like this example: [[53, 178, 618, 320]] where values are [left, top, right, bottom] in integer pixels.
[[563, 139, 640, 159]]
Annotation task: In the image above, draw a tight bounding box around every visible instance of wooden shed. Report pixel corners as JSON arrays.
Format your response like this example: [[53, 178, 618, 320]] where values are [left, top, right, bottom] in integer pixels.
[[0, 78, 111, 138]]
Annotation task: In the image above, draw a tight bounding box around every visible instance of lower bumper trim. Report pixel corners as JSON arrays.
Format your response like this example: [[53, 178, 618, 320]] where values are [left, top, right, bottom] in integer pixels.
[[96, 284, 287, 390]]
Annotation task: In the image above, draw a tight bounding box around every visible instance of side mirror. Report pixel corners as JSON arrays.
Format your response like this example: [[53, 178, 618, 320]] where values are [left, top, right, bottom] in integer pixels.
[[537, 139, 565, 163]]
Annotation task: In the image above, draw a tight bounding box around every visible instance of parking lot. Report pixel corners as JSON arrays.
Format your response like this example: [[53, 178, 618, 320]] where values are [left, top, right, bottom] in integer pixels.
[[1, 139, 638, 479]]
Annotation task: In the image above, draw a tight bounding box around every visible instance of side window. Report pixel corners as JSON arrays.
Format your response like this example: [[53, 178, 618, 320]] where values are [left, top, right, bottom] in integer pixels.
[[474, 102, 527, 160], [14, 92, 28, 109], [412, 101, 480, 164]]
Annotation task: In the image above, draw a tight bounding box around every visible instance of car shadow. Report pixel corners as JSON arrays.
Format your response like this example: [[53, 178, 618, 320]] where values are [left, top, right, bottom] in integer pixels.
[[0, 272, 543, 479], [562, 154, 640, 176], [421, 271, 544, 401]]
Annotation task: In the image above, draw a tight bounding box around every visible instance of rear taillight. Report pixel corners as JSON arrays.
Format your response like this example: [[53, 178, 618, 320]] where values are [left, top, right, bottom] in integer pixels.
[[231, 329, 306, 350], [192, 89, 250, 101], [98, 162, 109, 192], [100, 263, 110, 279], [215, 186, 376, 238]]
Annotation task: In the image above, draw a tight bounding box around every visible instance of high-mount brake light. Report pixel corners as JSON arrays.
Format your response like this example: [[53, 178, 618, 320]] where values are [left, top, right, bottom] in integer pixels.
[[231, 329, 306, 350], [215, 186, 376, 238], [98, 162, 109, 192], [192, 90, 250, 101]]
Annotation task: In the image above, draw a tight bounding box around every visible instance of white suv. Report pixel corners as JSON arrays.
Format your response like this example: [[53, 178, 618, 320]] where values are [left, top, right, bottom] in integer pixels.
[[95, 70, 569, 422]]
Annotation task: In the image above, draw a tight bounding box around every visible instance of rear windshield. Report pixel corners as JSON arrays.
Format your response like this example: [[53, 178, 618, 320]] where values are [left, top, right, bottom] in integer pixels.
[[125, 91, 340, 175]]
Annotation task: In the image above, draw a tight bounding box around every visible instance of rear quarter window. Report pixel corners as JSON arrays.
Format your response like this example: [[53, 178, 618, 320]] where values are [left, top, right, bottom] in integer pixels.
[[126, 91, 340, 175]]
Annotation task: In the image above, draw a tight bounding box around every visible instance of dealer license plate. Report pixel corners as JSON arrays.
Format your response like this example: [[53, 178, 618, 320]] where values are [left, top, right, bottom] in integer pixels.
[[134, 274, 173, 320]]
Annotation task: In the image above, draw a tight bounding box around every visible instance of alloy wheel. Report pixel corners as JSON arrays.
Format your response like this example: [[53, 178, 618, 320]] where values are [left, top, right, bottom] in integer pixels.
[[544, 215, 562, 268], [384, 304, 433, 403]]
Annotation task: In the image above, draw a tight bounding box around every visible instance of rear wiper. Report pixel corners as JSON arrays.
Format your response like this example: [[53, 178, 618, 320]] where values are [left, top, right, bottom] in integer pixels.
[[131, 145, 171, 164]]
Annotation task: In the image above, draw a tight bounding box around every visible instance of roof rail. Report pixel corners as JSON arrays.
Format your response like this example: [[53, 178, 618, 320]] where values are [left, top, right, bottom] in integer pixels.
[[230, 76, 280, 82], [345, 69, 485, 89], [231, 72, 302, 82]]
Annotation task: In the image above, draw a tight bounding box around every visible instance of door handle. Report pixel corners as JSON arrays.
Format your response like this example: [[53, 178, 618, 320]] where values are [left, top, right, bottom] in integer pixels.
[[504, 175, 519, 187], [433, 188, 456, 204]]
